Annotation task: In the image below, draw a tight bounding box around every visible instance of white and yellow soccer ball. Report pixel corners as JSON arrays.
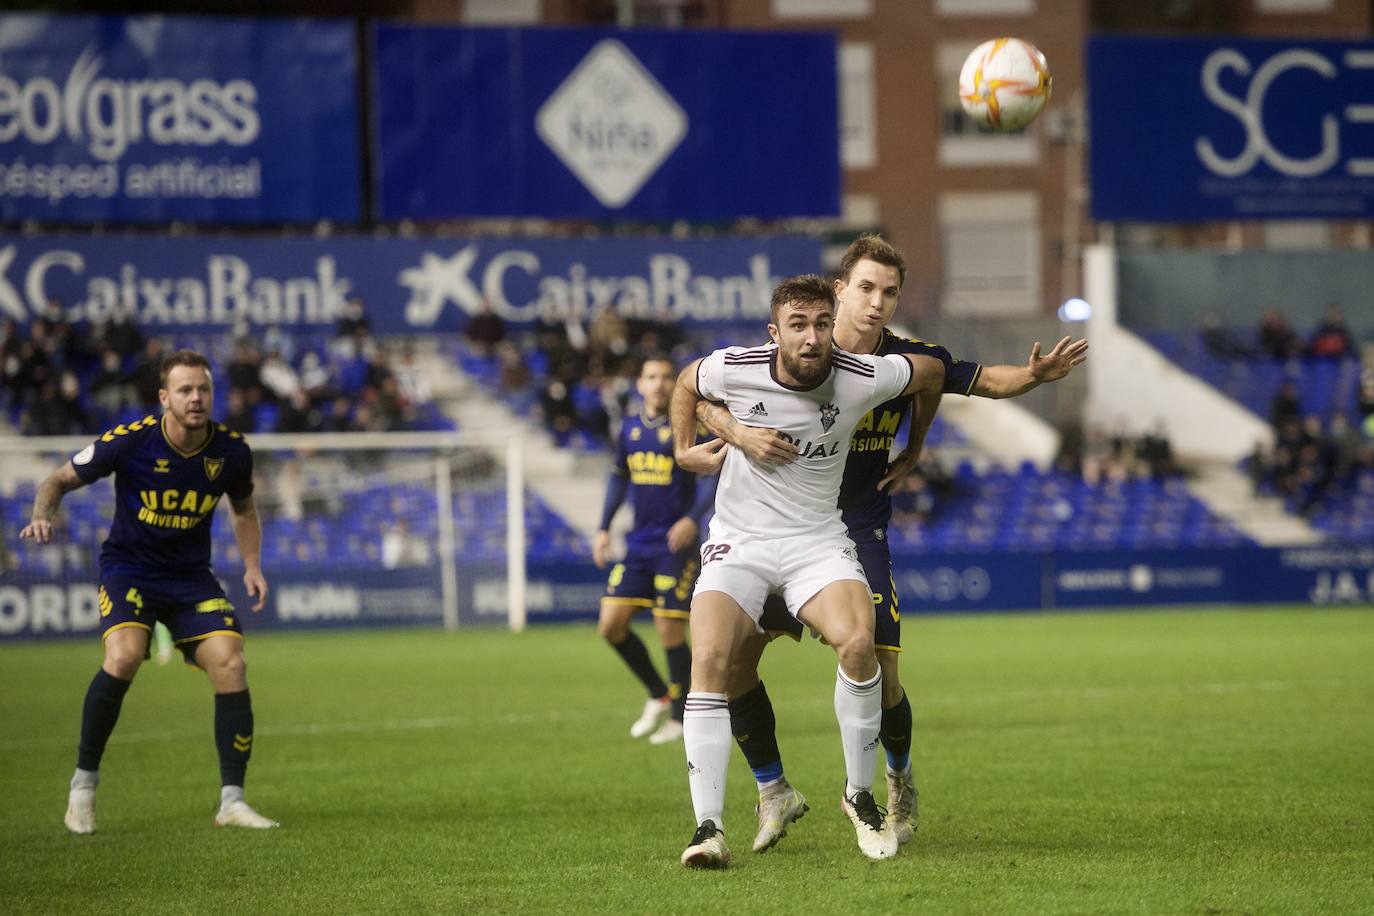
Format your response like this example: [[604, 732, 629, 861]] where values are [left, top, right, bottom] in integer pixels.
[[958, 38, 1052, 132]]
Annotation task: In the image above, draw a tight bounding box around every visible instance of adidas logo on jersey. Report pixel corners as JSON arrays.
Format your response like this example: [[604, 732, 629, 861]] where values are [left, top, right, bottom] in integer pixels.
[[746, 402, 767, 417]]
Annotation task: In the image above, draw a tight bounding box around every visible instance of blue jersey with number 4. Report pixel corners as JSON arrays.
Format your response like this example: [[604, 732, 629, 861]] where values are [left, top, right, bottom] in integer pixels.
[[71, 414, 254, 575]]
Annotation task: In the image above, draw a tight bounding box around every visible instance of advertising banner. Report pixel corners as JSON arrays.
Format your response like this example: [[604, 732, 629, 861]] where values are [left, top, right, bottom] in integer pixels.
[[2, 545, 1371, 640], [0, 14, 361, 223], [372, 25, 840, 221], [0, 232, 821, 332], [1088, 35, 1374, 220]]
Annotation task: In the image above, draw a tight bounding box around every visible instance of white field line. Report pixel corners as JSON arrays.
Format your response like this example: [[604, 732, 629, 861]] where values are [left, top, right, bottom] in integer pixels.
[[0, 678, 1342, 753]]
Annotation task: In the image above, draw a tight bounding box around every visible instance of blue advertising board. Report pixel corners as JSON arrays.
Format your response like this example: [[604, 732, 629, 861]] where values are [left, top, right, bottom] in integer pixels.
[[0, 14, 361, 223], [371, 26, 840, 221], [0, 232, 821, 332], [1088, 35, 1374, 220], [2, 546, 1370, 640]]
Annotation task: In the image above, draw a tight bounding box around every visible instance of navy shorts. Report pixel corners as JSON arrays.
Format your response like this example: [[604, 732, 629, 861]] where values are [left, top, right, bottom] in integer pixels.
[[759, 533, 900, 650], [602, 546, 699, 620], [99, 567, 242, 664]]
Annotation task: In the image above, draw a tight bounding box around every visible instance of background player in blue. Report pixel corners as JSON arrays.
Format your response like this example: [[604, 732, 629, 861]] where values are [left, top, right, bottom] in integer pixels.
[[699, 234, 1087, 852], [19, 350, 277, 834], [594, 355, 719, 746]]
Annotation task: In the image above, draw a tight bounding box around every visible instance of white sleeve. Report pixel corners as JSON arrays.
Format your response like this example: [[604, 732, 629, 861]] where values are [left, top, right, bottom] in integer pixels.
[[870, 353, 913, 405], [695, 349, 728, 402]]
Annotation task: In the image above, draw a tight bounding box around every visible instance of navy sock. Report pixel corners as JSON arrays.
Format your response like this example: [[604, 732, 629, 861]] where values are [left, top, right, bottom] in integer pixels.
[[215, 690, 254, 788], [611, 631, 668, 699], [77, 669, 132, 772], [664, 643, 691, 721], [728, 681, 784, 786], [880, 691, 913, 772]]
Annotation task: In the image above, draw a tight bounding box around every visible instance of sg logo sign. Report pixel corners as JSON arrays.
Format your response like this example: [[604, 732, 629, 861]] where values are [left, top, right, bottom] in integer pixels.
[[1195, 47, 1374, 178]]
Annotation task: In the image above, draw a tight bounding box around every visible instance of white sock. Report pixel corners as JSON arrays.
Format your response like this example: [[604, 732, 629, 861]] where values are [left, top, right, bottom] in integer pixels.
[[683, 692, 731, 832], [220, 785, 245, 808], [834, 667, 882, 797], [71, 768, 99, 790]]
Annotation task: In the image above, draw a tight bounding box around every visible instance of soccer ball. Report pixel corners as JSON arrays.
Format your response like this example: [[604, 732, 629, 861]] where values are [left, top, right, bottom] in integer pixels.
[[958, 38, 1052, 132]]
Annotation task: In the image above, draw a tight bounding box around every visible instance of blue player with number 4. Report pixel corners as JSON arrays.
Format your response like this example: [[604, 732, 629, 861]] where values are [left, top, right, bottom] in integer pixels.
[[19, 350, 278, 834]]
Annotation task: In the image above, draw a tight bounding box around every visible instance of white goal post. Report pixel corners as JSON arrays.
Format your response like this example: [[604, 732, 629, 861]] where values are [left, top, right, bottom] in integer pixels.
[[0, 430, 530, 633]]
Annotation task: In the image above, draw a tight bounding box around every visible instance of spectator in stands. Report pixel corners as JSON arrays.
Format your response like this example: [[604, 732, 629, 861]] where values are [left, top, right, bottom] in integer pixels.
[[1269, 381, 1302, 428], [89, 348, 133, 420], [298, 350, 333, 404], [464, 300, 506, 355], [321, 396, 354, 432], [102, 313, 144, 360], [588, 303, 630, 367], [336, 297, 370, 339], [24, 374, 87, 436], [1258, 308, 1302, 360], [1308, 304, 1354, 359], [540, 378, 578, 436], [394, 344, 433, 407], [1201, 311, 1254, 360], [496, 341, 531, 392], [381, 518, 431, 569], [129, 338, 165, 407], [274, 391, 319, 433], [227, 340, 264, 405], [260, 349, 302, 404], [1359, 370, 1374, 420], [262, 325, 295, 365], [225, 388, 256, 433]]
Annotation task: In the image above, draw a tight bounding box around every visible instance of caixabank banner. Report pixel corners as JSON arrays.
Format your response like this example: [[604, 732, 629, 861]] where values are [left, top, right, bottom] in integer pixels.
[[0, 14, 361, 223], [0, 233, 821, 331], [371, 26, 840, 221], [1089, 35, 1374, 220]]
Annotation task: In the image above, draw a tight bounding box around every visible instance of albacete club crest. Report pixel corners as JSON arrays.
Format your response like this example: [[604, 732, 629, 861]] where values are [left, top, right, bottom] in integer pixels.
[[204, 457, 224, 481], [818, 402, 839, 432]]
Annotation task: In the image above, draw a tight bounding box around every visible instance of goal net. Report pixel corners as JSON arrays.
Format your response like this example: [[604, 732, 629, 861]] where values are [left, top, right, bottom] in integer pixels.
[[0, 431, 582, 641]]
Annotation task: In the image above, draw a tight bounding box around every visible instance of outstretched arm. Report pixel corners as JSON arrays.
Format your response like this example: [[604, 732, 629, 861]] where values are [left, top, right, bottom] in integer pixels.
[[19, 463, 85, 543], [229, 494, 268, 612], [672, 360, 727, 476], [695, 400, 799, 467], [971, 336, 1088, 399]]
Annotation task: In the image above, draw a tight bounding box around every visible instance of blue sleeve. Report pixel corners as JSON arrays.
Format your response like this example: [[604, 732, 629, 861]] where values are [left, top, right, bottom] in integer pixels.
[[70, 427, 135, 484], [226, 445, 255, 501], [944, 357, 982, 396], [688, 472, 717, 528], [598, 472, 629, 532]]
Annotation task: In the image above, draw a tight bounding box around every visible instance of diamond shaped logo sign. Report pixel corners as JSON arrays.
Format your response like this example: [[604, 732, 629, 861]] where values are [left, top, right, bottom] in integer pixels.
[[536, 39, 688, 209]]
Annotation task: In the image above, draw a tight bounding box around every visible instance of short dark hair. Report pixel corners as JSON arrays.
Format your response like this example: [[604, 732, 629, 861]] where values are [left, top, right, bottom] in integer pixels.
[[638, 353, 675, 375], [159, 349, 212, 388], [769, 275, 835, 324], [838, 233, 906, 288]]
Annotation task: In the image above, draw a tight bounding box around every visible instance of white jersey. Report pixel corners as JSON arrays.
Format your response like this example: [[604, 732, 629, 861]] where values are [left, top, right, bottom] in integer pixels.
[[696, 344, 913, 540]]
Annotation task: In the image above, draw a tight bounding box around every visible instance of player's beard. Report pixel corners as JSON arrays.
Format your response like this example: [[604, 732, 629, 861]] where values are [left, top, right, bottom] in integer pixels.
[[172, 401, 210, 429], [780, 345, 831, 386]]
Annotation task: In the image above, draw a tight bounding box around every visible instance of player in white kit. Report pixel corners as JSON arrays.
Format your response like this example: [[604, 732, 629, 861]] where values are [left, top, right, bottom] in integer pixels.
[[668, 275, 947, 868]]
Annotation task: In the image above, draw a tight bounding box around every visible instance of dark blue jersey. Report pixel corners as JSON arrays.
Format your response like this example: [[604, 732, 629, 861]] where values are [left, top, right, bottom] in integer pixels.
[[602, 410, 715, 553], [70, 414, 254, 575], [839, 329, 981, 534]]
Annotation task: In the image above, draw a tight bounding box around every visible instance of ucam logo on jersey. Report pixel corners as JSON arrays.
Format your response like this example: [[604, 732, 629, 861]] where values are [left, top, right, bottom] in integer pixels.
[[0, 233, 820, 332], [0, 13, 360, 223], [536, 39, 688, 209], [1090, 36, 1374, 220]]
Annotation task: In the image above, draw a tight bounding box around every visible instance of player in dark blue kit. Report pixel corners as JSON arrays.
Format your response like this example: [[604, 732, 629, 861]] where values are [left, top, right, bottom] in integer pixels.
[[594, 355, 719, 746], [698, 235, 1087, 851], [20, 350, 277, 834]]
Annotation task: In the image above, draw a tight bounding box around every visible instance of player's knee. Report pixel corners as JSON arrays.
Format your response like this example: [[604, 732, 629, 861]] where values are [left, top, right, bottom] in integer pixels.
[[833, 628, 876, 674], [597, 616, 628, 643], [691, 642, 731, 683], [103, 648, 143, 680]]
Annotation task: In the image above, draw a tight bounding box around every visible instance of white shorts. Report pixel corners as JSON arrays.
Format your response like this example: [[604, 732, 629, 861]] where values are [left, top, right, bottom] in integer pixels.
[[693, 525, 868, 631]]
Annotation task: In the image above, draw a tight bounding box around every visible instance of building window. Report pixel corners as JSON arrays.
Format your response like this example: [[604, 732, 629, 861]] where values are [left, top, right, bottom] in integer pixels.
[[939, 192, 1041, 317]]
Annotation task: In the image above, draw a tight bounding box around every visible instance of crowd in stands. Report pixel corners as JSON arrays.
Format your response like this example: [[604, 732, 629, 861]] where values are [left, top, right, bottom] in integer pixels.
[[0, 299, 443, 437]]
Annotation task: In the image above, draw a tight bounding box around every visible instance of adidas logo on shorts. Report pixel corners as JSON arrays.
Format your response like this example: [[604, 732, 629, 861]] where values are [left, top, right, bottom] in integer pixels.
[[746, 402, 767, 417]]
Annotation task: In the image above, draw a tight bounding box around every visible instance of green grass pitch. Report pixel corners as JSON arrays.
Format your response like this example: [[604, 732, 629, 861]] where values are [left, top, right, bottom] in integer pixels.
[[2, 606, 1372, 915]]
